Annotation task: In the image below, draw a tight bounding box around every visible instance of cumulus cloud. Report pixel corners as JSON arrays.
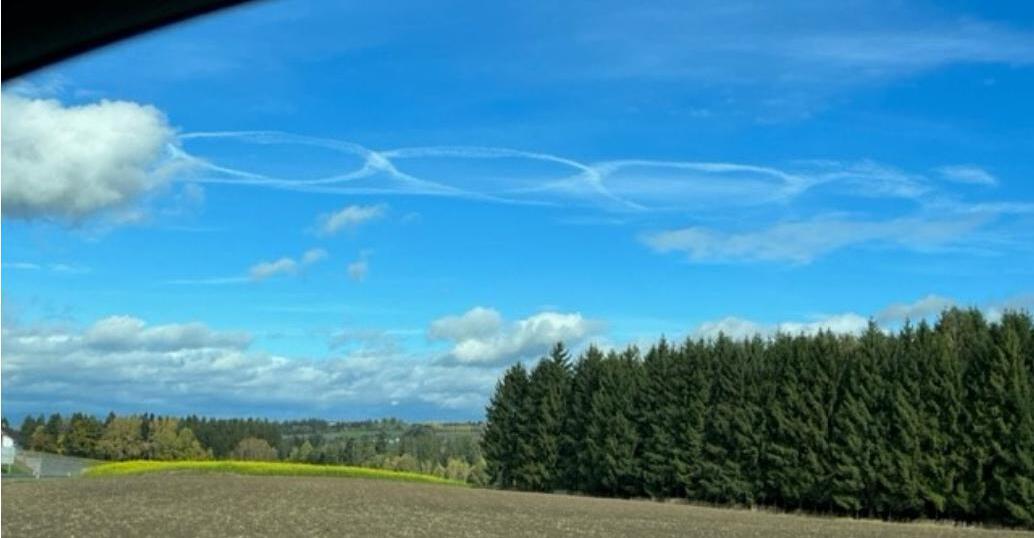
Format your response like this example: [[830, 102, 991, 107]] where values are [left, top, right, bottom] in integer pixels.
[[1, 94, 175, 221], [249, 248, 327, 280], [690, 292, 1034, 341], [691, 317, 767, 340], [692, 313, 869, 340], [430, 307, 604, 365], [936, 165, 997, 186], [1, 315, 499, 418], [642, 214, 988, 264], [82, 315, 251, 352], [317, 204, 386, 235], [429, 307, 503, 341], [877, 294, 957, 324]]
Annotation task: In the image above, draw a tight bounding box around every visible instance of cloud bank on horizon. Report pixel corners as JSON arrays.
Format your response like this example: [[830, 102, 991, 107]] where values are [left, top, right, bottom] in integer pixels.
[[2, 0, 1033, 420]]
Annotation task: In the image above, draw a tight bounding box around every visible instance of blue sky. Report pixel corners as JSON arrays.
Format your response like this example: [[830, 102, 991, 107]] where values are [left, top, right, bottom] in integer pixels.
[[3, 0, 1033, 422]]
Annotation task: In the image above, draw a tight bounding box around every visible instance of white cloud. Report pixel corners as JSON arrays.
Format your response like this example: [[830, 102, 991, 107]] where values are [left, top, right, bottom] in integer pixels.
[[249, 248, 327, 281], [249, 257, 298, 280], [643, 214, 988, 264], [1, 94, 175, 221], [82, 315, 251, 352], [574, 5, 1034, 91], [690, 292, 1034, 341], [936, 165, 997, 186], [692, 313, 869, 340], [777, 313, 870, 336], [2, 261, 89, 274], [877, 294, 957, 324], [347, 258, 369, 282], [984, 294, 1034, 323], [429, 307, 503, 341], [301, 248, 328, 265], [318, 204, 386, 235], [3, 262, 41, 270], [430, 307, 604, 365], [692, 317, 767, 340], [1, 315, 500, 418]]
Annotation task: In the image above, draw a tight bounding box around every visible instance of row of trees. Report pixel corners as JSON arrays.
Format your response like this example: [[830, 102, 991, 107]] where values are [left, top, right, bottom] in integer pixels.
[[481, 309, 1034, 527], [10, 412, 488, 484], [279, 423, 488, 484], [16, 413, 210, 461]]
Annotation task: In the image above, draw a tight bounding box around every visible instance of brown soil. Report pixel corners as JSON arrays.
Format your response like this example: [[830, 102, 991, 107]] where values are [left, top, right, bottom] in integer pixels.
[[3, 474, 1030, 537]]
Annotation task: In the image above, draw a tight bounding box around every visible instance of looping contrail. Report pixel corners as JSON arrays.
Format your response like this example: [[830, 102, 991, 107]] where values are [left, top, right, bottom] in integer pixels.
[[167, 130, 868, 212]]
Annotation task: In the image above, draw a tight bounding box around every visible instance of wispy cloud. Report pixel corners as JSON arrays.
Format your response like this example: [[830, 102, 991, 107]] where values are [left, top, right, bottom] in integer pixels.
[[249, 258, 300, 280], [300, 248, 328, 265], [250, 248, 327, 281], [642, 213, 992, 264], [168, 129, 1031, 265], [2, 261, 90, 274], [572, 4, 1034, 89], [165, 276, 250, 285], [3, 262, 42, 270], [347, 251, 371, 283], [168, 248, 328, 285], [317, 204, 386, 235], [936, 165, 998, 186]]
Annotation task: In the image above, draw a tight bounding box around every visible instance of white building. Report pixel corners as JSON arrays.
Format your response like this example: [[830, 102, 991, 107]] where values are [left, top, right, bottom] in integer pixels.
[[1, 432, 17, 468]]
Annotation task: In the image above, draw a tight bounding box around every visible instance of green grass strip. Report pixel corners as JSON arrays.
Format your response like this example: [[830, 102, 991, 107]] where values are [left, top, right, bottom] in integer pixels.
[[83, 460, 469, 487]]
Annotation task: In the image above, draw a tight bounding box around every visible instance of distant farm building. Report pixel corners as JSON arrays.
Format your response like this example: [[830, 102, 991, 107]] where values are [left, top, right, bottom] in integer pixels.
[[1, 431, 17, 469]]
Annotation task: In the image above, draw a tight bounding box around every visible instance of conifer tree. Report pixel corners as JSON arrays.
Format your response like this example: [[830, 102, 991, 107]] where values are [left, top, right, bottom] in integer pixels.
[[518, 344, 572, 491], [639, 338, 683, 498], [696, 335, 756, 505], [562, 345, 605, 493], [984, 312, 1034, 526], [481, 362, 529, 488], [584, 348, 643, 497], [878, 324, 923, 517], [914, 321, 964, 518], [675, 338, 712, 500], [762, 334, 835, 510], [944, 308, 996, 520]]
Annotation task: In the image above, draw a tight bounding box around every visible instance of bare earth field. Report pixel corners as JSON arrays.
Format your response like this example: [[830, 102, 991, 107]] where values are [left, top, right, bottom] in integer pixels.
[[2, 474, 1031, 538]]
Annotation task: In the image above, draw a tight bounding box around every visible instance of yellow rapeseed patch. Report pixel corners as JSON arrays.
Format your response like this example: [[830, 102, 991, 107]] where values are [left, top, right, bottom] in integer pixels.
[[83, 460, 469, 487]]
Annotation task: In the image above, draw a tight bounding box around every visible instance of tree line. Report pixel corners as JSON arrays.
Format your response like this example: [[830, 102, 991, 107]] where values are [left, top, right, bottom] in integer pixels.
[[8, 412, 488, 484], [481, 309, 1034, 528]]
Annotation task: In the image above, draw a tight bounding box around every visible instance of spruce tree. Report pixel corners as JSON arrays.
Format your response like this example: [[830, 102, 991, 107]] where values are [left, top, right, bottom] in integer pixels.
[[984, 312, 1034, 526], [675, 338, 712, 501], [517, 344, 571, 491], [762, 333, 837, 510], [828, 324, 883, 516], [563, 345, 605, 493], [914, 321, 965, 519], [639, 338, 683, 499], [878, 324, 923, 518], [944, 308, 996, 520], [584, 348, 643, 497], [481, 362, 529, 488], [696, 335, 756, 505]]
